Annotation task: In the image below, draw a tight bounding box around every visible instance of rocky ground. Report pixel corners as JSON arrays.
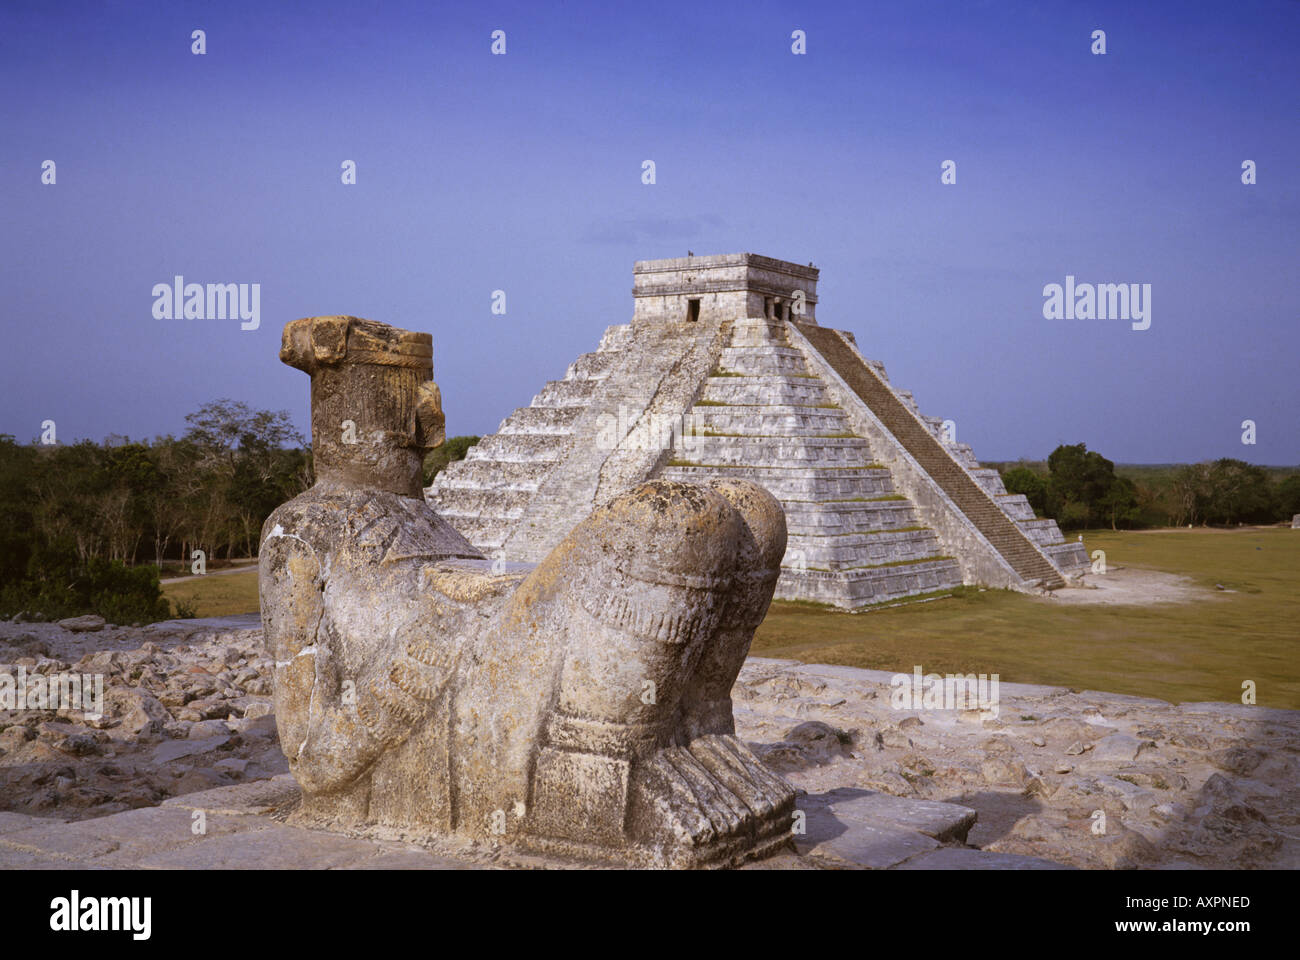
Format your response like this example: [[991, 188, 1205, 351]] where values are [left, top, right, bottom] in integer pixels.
[[1, 616, 1296, 869], [0, 615, 284, 819], [738, 659, 1300, 869]]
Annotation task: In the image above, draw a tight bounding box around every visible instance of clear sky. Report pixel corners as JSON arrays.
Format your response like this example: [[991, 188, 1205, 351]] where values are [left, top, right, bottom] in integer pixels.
[[1, 0, 1296, 464]]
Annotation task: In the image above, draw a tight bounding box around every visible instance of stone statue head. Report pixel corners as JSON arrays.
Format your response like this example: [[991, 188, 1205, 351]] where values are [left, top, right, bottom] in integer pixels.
[[280, 315, 444, 497]]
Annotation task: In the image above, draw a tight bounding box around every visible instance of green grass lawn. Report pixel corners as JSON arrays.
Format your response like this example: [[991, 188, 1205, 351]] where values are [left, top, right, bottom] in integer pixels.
[[164, 527, 1300, 708], [162, 570, 261, 620], [754, 527, 1300, 708]]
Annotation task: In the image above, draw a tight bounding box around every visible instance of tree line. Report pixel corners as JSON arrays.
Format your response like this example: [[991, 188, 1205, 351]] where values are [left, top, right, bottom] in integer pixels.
[[0, 400, 313, 622], [998, 443, 1300, 530], [4, 413, 1294, 622], [1, 397, 483, 624]]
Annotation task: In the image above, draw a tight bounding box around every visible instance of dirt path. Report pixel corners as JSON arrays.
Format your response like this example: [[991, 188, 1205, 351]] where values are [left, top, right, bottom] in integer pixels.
[[1042, 567, 1219, 606], [161, 561, 258, 584]]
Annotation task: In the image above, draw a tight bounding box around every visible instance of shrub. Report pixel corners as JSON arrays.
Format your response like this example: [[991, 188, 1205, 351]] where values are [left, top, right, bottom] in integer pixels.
[[0, 559, 171, 624], [1001, 466, 1048, 516], [84, 559, 172, 623]]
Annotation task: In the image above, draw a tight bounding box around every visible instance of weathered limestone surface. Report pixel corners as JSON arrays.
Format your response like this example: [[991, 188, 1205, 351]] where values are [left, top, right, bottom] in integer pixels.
[[630, 253, 819, 325], [257, 315, 797, 868], [0, 776, 992, 871], [502, 318, 731, 563], [428, 255, 1088, 611], [737, 657, 1300, 870], [667, 318, 966, 606], [4, 619, 1296, 869]]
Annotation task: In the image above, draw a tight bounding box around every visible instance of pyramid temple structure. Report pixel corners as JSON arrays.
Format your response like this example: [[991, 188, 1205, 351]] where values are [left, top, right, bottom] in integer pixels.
[[427, 254, 1089, 610]]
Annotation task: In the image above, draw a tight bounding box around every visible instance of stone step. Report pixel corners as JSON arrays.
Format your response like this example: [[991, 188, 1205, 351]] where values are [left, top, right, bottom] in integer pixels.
[[947, 441, 981, 470], [597, 323, 632, 351], [782, 499, 922, 536], [727, 318, 794, 347], [427, 486, 534, 520], [660, 464, 896, 501], [776, 558, 963, 608], [996, 494, 1036, 522], [722, 344, 806, 360], [701, 376, 831, 406], [894, 389, 924, 419], [497, 405, 583, 435], [466, 433, 568, 464], [565, 350, 619, 381], [802, 788, 977, 844], [970, 468, 1008, 497], [689, 404, 851, 437], [784, 528, 948, 570], [718, 348, 811, 377], [1018, 518, 1067, 545], [672, 435, 873, 468], [531, 378, 600, 407], [1043, 540, 1091, 574], [434, 458, 555, 491]]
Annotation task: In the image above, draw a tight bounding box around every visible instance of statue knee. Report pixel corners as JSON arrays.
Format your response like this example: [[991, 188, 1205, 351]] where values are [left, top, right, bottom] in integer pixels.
[[546, 479, 745, 747]]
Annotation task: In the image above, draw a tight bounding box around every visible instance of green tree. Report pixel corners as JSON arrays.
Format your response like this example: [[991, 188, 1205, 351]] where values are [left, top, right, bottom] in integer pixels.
[[1000, 465, 1048, 516], [0, 435, 37, 586], [182, 399, 306, 558], [1170, 463, 1210, 525], [0, 402, 313, 621], [1045, 443, 1123, 528], [1202, 458, 1273, 524], [1098, 475, 1141, 530], [1276, 475, 1300, 521]]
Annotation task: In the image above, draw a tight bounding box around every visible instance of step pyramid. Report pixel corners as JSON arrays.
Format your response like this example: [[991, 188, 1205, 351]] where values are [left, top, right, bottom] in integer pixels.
[[428, 254, 1089, 609]]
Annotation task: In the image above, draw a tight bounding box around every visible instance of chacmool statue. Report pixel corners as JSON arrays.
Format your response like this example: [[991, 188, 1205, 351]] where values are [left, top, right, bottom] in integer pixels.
[[260, 315, 795, 867]]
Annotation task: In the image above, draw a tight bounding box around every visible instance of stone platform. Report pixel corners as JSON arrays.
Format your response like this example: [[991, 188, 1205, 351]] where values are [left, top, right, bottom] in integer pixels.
[[0, 775, 1069, 870], [5, 619, 1296, 870]]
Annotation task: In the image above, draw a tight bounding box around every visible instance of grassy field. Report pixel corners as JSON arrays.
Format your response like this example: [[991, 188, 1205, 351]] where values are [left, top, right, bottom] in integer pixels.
[[755, 527, 1300, 708], [163, 527, 1300, 708], [162, 569, 260, 620]]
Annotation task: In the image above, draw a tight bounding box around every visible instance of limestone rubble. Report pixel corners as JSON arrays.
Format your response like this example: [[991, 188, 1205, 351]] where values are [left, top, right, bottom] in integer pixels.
[[2, 618, 1295, 869]]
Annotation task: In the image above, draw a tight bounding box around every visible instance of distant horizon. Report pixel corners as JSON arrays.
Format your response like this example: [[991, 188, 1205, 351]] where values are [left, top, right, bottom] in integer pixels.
[[7, 420, 1298, 473]]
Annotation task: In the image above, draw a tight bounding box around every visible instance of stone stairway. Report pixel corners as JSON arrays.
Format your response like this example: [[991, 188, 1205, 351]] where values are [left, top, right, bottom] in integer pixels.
[[427, 318, 730, 563], [427, 324, 632, 553], [500, 317, 726, 561], [915, 426, 1085, 576], [882, 400, 1086, 578], [792, 323, 1066, 590], [969, 467, 1089, 576], [659, 318, 964, 608]]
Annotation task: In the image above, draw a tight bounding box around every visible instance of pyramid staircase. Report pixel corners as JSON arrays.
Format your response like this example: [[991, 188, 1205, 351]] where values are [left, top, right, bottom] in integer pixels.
[[792, 323, 1066, 590], [658, 319, 966, 606], [428, 318, 729, 562], [428, 323, 633, 553]]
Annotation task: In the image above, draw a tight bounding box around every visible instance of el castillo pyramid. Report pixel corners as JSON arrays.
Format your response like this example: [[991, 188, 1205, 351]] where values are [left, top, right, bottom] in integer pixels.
[[427, 254, 1089, 609]]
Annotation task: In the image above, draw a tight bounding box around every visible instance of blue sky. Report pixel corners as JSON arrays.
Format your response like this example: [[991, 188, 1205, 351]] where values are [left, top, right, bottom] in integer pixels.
[[1, 0, 1296, 463]]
